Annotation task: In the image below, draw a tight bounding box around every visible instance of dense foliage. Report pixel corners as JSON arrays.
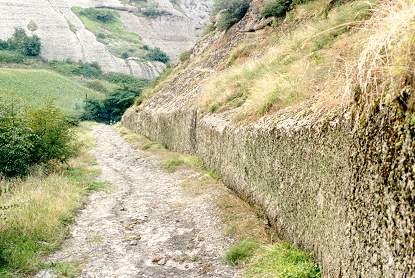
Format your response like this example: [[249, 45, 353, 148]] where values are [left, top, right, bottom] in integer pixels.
[[261, 0, 310, 18], [0, 100, 76, 177], [103, 72, 148, 92], [0, 28, 41, 56], [213, 0, 250, 31], [146, 47, 170, 63], [82, 73, 147, 124], [49, 60, 103, 79], [82, 90, 139, 124]]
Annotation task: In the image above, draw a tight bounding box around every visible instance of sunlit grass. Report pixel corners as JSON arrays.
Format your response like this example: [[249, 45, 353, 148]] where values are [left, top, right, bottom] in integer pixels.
[[0, 68, 104, 114], [0, 123, 100, 276], [198, 0, 376, 119]]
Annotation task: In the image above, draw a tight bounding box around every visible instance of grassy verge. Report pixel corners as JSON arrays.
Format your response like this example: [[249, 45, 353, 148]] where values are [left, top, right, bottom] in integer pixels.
[[0, 122, 101, 277], [115, 124, 320, 277]]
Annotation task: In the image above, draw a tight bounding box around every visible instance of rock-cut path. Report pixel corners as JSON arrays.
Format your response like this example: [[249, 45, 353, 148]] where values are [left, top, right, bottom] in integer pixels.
[[37, 125, 236, 278]]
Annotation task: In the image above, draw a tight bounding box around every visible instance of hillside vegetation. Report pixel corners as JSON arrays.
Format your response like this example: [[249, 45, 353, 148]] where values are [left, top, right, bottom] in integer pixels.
[[0, 68, 103, 114], [72, 7, 169, 63]]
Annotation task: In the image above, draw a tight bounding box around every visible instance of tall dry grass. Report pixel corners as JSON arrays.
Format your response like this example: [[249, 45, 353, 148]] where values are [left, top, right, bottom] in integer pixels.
[[354, 0, 415, 106], [0, 122, 99, 276], [197, 0, 377, 119]]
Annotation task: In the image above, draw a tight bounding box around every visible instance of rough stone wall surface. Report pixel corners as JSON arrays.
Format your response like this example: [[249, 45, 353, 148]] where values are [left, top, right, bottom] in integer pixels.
[[122, 2, 414, 276], [0, 0, 211, 78], [348, 95, 415, 277]]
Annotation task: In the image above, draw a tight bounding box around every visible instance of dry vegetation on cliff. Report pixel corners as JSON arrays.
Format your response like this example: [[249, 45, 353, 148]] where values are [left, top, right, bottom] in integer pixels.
[[198, 0, 377, 119]]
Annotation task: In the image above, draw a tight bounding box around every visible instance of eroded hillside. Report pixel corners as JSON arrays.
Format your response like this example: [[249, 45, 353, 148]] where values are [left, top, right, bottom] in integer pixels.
[[0, 0, 211, 79], [123, 0, 415, 276]]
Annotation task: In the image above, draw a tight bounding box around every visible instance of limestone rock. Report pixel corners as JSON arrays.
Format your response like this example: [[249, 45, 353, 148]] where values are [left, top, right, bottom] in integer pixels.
[[0, 0, 212, 79]]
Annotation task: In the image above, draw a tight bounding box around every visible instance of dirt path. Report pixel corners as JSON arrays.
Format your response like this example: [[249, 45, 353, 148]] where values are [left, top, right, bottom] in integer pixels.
[[37, 125, 237, 278]]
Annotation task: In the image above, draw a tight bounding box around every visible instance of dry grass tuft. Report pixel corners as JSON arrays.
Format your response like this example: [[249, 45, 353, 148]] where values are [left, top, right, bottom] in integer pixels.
[[353, 0, 415, 106]]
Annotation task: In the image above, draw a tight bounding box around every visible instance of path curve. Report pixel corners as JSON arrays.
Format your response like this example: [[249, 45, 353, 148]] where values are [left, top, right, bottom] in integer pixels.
[[38, 125, 236, 278]]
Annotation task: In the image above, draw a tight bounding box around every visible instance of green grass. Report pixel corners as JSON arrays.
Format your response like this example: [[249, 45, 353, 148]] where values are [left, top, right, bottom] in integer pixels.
[[161, 155, 204, 172], [142, 142, 165, 150], [0, 123, 100, 276], [245, 242, 321, 278], [72, 7, 145, 59], [224, 240, 320, 277], [0, 68, 104, 114], [46, 261, 81, 277], [225, 240, 259, 266]]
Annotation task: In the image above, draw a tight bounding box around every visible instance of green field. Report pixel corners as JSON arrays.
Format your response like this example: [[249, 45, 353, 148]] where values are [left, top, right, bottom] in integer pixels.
[[0, 68, 104, 114]]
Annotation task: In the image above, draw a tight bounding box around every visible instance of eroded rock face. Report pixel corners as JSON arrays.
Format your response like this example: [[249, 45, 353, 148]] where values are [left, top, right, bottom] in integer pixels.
[[0, 0, 211, 79], [120, 0, 212, 62]]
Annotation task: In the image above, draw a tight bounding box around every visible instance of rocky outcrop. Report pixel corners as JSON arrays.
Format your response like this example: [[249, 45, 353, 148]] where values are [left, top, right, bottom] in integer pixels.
[[119, 0, 212, 62], [0, 0, 211, 79], [122, 1, 414, 277]]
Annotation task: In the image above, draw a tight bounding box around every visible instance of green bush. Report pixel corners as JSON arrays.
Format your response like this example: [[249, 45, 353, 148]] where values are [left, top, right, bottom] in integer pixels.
[[80, 8, 117, 23], [0, 28, 42, 56], [213, 0, 250, 31], [82, 90, 139, 124], [26, 102, 77, 165], [49, 60, 103, 78], [146, 47, 170, 63], [0, 50, 26, 64], [225, 240, 259, 266], [262, 0, 292, 18], [0, 104, 34, 177], [85, 80, 109, 93], [142, 3, 163, 17], [261, 0, 311, 18], [103, 72, 147, 92], [179, 50, 191, 63], [0, 99, 76, 177]]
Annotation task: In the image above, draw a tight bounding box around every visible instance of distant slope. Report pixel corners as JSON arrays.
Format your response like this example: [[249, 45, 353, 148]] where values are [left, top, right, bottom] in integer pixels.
[[0, 0, 211, 79], [0, 68, 103, 114]]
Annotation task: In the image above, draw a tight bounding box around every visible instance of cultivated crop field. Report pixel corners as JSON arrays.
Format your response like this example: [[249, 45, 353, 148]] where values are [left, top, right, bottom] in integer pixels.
[[0, 68, 103, 114]]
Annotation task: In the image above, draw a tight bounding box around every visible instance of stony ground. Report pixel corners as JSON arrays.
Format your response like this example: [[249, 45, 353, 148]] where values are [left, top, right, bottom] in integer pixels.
[[36, 125, 238, 278]]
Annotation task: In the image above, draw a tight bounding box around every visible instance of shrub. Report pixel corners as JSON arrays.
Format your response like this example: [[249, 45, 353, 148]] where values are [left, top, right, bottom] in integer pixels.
[[0, 50, 26, 64], [103, 72, 147, 92], [262, 0, 292, 18], [225, 240, 259, 266], [26, 102, 77, 165], [179, 50, 191, 63], [142, 3, 163, 17], [22, 35, 41, 56], [261, 0, 311, 18], [146, 47, 170, 63], [3, 28, 42, 56], [213, 0, 250, 31], [0, 99, 76, 177], [82, 90, 140, 124], [86, 80, 109, 93], [49, 60, 102, 78], [80, 8, 117, 23], [121, 52, 129, 59], [0, 104, 34, 177]]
